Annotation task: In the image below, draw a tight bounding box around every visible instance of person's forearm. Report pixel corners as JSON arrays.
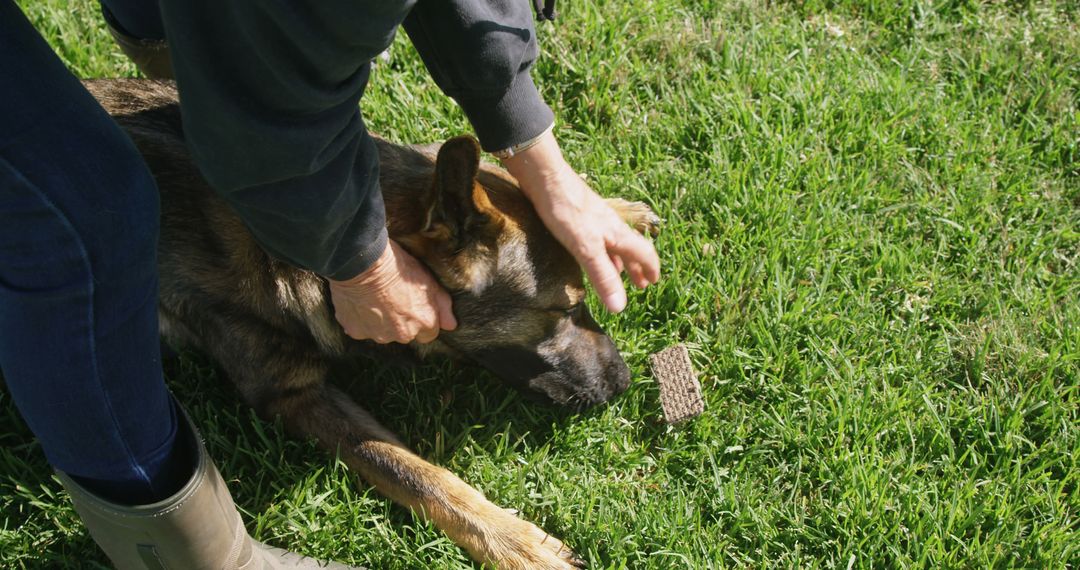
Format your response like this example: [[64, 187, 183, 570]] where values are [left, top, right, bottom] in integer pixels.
[[158, 0, 408, 279], [403, 1, 554, 153]]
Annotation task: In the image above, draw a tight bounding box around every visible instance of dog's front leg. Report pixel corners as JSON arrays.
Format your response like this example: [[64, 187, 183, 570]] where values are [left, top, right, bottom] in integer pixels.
[[265, 383, 584, 570], [180, 306, 582, 569], [605, 198, 662, 236]]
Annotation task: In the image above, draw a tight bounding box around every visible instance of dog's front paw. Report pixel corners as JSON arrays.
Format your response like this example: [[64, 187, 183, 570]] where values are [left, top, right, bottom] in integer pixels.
[[606, 198, 662, 237], [516, 517, 585, 570], [470, 510, 584, 570]]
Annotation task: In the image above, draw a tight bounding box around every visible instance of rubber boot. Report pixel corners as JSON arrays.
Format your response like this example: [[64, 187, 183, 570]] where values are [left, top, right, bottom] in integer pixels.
[[104, 18, 173, 80], [56, 407, 363, 570]]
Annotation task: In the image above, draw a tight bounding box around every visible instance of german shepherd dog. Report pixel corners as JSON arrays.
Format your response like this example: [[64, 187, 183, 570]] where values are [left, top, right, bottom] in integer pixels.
[[84, 79, 660, 569]]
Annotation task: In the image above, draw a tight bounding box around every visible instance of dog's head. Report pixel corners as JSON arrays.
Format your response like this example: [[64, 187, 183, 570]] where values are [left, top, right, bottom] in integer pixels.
[[395, 136, 658, 409]]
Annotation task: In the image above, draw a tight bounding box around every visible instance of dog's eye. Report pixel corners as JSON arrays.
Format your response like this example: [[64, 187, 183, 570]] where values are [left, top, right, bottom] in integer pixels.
[[557, 303, 582, 316], [516, 303, 582, 315]]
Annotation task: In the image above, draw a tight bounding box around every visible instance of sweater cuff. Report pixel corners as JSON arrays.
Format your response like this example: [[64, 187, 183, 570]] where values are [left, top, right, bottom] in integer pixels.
[[454, 72, 555, 154], [323, 225, 389, 281]]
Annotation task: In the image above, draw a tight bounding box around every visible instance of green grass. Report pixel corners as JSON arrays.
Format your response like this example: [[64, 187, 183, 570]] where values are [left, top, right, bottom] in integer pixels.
[[3, 0, 1078, 567]]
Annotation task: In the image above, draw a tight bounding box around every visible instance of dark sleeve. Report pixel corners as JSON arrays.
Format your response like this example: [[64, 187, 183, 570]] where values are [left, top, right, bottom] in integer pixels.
[[156, 0, 552, 279], [403, 1, 555, 152], [157, 1, 415, 280]]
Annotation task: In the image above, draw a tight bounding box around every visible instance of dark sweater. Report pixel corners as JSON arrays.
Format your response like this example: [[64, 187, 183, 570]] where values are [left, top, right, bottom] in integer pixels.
[[157, 0, 554, 280]]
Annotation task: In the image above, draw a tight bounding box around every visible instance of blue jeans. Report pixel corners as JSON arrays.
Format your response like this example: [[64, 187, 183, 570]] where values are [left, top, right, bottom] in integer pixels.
[[0, 0, 187, 504]]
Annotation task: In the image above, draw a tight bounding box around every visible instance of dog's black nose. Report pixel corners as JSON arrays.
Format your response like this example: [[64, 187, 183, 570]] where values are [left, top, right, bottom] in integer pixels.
[[592, 333, 630, 401], [607, 359, 631, 395]]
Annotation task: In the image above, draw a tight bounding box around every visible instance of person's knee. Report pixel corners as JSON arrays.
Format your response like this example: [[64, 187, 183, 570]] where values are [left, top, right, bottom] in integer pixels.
[[79, 139, 162, 294], [2, 109, 160, 295]]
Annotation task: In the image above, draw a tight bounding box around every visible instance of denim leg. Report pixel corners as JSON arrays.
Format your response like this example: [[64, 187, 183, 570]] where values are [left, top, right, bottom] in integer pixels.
[[0, 0, 187, 504], [98, 0, 165, 41]]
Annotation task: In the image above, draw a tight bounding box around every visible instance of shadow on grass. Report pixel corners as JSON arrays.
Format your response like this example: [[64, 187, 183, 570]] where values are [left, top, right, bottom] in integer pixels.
[[158, 345, 588, 516], [2, 334, 627, 568]]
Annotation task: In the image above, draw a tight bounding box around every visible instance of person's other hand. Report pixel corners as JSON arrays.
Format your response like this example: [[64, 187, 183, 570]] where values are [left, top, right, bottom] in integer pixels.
[[328, 240, 457, 344], [502, 130, 660, 313]]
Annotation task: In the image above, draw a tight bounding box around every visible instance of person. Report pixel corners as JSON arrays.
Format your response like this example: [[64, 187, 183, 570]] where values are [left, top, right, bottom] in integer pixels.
[[0, 0, 660, 568]]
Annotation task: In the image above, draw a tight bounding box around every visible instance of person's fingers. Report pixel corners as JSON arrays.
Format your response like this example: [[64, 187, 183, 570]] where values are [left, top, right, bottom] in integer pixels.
[[331, 299, 363, 340], [414, 324, 439, 344], [435, 287, 457, 331], [409, 293, 442, 343], [393, 319, 421, 344], [627, 261, 648, 289], [610, 229, 660, 285], [611, 254, 625, 273], [578, 246, 626, 313], [643, 249, 661, 284]]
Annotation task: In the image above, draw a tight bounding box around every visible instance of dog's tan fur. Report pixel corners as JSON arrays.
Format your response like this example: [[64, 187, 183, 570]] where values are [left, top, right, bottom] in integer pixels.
[[85, 79, 659, 569]]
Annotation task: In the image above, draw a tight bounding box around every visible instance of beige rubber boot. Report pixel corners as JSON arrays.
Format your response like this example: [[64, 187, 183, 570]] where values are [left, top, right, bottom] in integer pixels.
[[105, 20, 173, 80], [56, 410, 363, 570]]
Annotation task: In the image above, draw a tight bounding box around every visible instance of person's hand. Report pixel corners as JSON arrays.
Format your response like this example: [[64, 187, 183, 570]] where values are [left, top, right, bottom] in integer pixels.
[[328, 240, 457, 344], [502, 130, 660, 313]]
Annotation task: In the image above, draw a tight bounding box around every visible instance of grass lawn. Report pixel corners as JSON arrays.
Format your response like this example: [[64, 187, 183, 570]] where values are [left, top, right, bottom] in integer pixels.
[[2, 0, 1077, 567]]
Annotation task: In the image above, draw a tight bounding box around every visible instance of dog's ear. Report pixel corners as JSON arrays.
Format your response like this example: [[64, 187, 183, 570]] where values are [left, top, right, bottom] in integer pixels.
[[420, 136, 498, 244]]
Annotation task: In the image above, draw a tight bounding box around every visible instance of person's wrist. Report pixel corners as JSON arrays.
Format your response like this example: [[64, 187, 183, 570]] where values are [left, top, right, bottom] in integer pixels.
[[500, 130, 587, 210], [491, 123, 554, 161], [328, 240, 396, 290], [501, 131, 566, 187]]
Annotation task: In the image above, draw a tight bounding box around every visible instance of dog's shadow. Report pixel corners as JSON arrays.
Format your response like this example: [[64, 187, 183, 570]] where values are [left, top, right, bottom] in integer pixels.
[[162, 347, 581, 516], [327, 349, 578, 461]]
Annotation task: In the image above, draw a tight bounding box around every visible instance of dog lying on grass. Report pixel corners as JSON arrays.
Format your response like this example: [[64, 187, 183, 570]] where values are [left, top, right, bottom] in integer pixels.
[[85, 79, 660, 569]]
